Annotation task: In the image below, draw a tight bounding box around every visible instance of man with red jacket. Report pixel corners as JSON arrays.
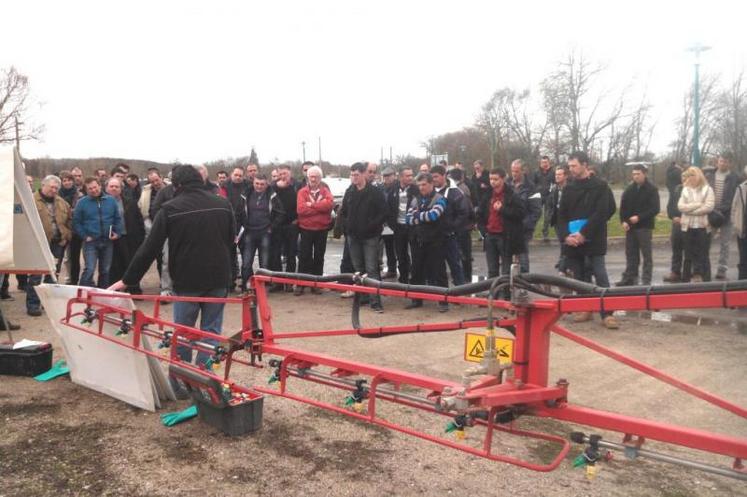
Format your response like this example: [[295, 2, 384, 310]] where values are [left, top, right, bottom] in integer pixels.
[[295, 166, 334, 295]]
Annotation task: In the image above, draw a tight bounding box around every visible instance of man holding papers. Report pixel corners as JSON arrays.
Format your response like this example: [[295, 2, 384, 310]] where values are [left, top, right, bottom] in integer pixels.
[[557, 151, 619, 329]]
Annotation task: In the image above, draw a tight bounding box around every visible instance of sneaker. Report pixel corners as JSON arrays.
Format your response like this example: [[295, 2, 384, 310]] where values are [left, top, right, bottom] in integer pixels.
[[293, 286, 304, 296], [438, 302, 449, 313], [404, 300, 423, 310], [573, 312, 592, 323], [383, 271, 398, 279], [159, 293, 172, 305], [0, 293, 14, 301], [614, 279, 636, 287], [27, 308, 43, 317], [691, 274, 704, 283], [371, 304, 384, 314], [662, 272, 681, 283], [340, 290, 355, 298], [715, 272, 727, 281], [0, 321, 20, 331], [603, 316, 620, 329]]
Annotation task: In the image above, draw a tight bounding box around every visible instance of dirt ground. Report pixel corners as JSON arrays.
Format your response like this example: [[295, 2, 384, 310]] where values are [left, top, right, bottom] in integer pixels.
[[1, 267, 747, 497]]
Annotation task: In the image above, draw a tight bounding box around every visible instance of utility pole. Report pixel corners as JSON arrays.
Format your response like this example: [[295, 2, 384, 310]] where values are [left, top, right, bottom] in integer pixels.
[[687, 43, 711, 167], [302, 141, 306, 162], [389, 146, 392, 164], [318, 136, 322, 165]]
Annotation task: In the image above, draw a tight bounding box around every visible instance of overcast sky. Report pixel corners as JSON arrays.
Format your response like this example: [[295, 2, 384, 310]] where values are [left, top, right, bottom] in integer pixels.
[[4, 0, 746, 165]]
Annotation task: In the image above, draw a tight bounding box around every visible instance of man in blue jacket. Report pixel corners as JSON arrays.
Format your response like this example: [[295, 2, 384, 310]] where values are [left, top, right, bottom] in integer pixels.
[[73, 177, 123, 288]]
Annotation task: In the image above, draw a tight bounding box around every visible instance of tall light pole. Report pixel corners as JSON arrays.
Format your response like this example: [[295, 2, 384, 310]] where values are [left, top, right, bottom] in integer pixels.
[[687, 43, 711, 167]]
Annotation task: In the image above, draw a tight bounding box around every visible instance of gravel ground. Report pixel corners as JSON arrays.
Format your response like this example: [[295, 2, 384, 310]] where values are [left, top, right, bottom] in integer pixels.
[[1, 262, 746, 497]]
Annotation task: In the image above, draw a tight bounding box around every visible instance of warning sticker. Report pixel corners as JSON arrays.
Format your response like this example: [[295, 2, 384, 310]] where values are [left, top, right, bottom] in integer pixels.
[[464, 332, 514, 364]]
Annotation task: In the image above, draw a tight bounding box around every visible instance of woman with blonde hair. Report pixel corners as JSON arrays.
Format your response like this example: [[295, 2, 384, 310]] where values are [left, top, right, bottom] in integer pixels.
[[677, 166, 715, 282]]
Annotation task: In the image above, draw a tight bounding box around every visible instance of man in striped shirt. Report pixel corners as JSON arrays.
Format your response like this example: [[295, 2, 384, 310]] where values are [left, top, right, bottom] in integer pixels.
[[405, 173, 449, 312], [705, 152, 740, 280]]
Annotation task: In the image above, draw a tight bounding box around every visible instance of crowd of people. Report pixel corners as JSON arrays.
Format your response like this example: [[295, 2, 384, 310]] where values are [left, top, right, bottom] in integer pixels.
[[2, 151, 746, 336]]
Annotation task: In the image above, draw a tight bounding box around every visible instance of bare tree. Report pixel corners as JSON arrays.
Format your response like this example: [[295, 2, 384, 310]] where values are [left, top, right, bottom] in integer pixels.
[[670, 74, 720, 163], [546, 50, 625, 156], [504, 88, 548, 165], [0, 66, 43, 145], [540, 76, 570, 165], [476, 89, 511, 168], [713, 71, 746, 166]]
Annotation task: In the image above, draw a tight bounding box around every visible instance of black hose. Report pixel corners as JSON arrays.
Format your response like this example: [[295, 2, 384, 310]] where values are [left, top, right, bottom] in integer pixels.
[[518, 273, 747, 298]]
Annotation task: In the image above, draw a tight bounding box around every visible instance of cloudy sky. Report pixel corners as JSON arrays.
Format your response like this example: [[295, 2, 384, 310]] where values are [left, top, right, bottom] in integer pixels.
[[4, 0, 746, 165]]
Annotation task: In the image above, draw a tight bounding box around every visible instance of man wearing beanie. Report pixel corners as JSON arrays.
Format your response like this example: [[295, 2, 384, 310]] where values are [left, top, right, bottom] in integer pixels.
[[109, 165, 235, 394]]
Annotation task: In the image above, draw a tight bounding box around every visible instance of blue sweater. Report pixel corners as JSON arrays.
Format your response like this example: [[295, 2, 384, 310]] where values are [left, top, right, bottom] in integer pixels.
[[73, 194, 123, 240]]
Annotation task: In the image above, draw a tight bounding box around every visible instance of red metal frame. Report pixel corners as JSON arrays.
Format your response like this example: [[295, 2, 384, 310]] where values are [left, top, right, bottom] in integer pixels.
[[55, 278, 747, 475]]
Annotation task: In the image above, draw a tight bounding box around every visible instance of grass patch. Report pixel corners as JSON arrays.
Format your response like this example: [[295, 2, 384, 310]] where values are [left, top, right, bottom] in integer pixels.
[[533, 213, 672, 240]]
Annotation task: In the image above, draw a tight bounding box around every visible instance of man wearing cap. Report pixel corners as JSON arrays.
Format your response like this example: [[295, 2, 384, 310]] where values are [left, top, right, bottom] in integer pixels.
[[385, 166, 418, 284], [109, 165, 235, 390], [380, 166, 398, 278]]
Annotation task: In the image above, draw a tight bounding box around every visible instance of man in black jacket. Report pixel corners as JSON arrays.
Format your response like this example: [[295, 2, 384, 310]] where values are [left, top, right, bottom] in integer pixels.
[[664, 181, 689, 282], [109, 165, 235, 376], [705, 152, 740, 279], [269, 165, 299, 279], [557, 151, 618, 329], [477, 168, 526, 279], [222, 167, 249, 290], [431, 165, 468, 286], [548, 166, 569, 274], [531, 156, 556, 242], [105, 177, 146, 294], [385, 166, 418, 284], [616, 165, 660, 286], [340, 162, 387, 312], [507, 159, 542, 273]]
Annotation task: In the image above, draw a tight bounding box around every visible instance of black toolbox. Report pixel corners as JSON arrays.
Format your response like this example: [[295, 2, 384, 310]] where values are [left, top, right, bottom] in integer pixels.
[[0, 342, 53, 377], [169, 364, 263, 436]]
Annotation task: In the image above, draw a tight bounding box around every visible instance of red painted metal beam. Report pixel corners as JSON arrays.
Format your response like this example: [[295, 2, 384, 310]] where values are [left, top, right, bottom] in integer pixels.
[[536, 404, 747, 460], [551, 323, 747, 419]]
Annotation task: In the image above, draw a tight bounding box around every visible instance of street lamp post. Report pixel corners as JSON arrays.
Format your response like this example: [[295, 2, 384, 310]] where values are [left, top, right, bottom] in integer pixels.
[[687, 43, 711, 167]]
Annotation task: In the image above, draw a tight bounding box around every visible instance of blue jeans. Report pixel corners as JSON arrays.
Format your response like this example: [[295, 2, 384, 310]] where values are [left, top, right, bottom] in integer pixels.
[[566, 254, 611, 318], [348, 235, 381, 307], [518, 231, 533, 273], [444, 233, 466, 286], [80, 239, 113, 288], [172, 287, 228, 366], [241, 230, 271, 288]]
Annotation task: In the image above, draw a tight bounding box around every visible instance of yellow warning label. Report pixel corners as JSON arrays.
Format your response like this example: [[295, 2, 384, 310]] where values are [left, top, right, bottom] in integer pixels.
[[464, 332, 514, 364]]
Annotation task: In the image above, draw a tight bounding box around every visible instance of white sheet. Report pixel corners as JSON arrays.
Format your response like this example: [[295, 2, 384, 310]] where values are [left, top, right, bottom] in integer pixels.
[[0, 147, 56, 274], [36, 284, 175, 411]]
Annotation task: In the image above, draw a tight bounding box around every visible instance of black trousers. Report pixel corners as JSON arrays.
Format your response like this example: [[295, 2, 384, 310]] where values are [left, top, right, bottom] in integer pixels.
[[299, 229, 328, 276], [270, 224, 298, 273], [68, 233, 83, 285], [393, 224, 411, 284], [683, 228, 711, 281], [738, 236, 747, 280], [456, 229, 473, 283], [623, 228, 653, 285], [382, 234, 396, 273], [410, 237, 447, 289]]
